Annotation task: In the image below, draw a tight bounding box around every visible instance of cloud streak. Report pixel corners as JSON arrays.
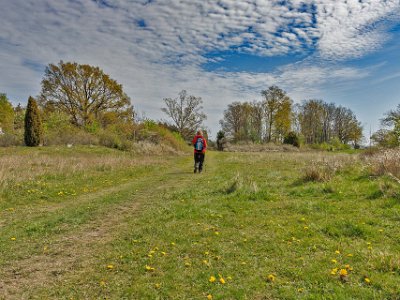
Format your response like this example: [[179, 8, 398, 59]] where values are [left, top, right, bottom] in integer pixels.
[[0, 0, 399, 135]]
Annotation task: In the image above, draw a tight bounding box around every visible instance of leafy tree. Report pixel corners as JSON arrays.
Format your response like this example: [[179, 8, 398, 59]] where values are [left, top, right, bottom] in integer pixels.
[[371, 129, 399, 147], [161, 90, 206, 140], [216, 130, 226, 151], [0, 93, 15, 132], [381, 104, 400, 143], [24, 97, 43, 146], [261, 86, 292, 142], [39, 61, 132, 127]]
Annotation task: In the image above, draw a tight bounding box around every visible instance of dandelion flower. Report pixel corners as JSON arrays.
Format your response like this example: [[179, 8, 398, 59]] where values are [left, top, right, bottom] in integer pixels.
[[345, 264, 353, 271], [267, 274, 275, 282], [161, 251, 167, 256], [207, 294, 213, 300], [227, 276, 232, 280], [145, 265, 155, 271], [155, 283, 161, 289], [330, 268, 338, 275], [364, 277, 371, 284], [10, 237, 16, 241], [99, 280, 106, 287], [107, 264, 114, 270], [378, 229, 383, 232], [339, 269, 348, 277], [335, 250, 340, 254], [209, 276, 216, 283], [346, 253, 353, 257], [304, 226, 309, 230], [331, 259, 337, 264], [214, 231, 220, 235], [204, 251, 209, 256], [219, 277, 226, 284], [300, 217, 306, 222], [171, 242, 176, 246], [185, 262, 191, 267]]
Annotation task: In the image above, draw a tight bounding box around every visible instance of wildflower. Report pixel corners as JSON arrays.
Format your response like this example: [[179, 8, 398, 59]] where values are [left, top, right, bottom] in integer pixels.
[[10, 237, 16, 241], [219, 277, 226, 284], [227, 276, 232, 280], [204, 251, 209, 256], [107, 264, 114, 270], [100, 280, 106, 287], [335, 250, 340, 254], [155, 283, 161, 289], [207, 294, 213, 300], [298, 288, 304, 293], [330, 268, 338, 275], [145, 265, 155, 271], [346, 253, 353, 257], [378, 229, 383, 232], [300, 217, 306, 222], [203, 260, 210, 266], [339, 269, 348, 277], [267, 274, 275, 282], [171, 242, 176, 246], [185, 262, 191, 267], [209, 276, 216, 283], [345, 264, 353, 271], [304, 226, 309, 230], [364, 277, 371, 284], [331, 259, 337, 264], [214, 231, 220, 235], [161, 251, 167, 256]]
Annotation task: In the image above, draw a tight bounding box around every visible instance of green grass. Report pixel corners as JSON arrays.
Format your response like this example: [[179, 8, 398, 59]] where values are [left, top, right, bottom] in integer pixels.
[[0, 147, 399, 299]]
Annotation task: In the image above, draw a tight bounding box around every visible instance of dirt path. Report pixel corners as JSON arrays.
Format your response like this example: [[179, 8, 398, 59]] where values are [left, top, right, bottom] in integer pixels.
[[0, 156, 199, 299]]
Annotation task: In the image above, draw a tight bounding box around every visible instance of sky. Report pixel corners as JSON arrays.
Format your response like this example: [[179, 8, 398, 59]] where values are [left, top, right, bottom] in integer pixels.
[[1, 0, 400, 140]]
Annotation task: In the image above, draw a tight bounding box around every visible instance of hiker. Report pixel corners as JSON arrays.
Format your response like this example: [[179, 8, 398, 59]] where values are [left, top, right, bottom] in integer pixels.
[[192, 130, 207, 173]]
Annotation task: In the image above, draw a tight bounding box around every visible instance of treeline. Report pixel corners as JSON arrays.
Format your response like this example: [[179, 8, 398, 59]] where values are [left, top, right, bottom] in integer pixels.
[[0, 61, 187, 151], [219, 86, 363, 148]]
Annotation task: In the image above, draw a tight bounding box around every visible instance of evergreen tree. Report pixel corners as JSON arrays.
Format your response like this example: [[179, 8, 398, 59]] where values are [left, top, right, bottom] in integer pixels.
[[24, 96, 43, 146]]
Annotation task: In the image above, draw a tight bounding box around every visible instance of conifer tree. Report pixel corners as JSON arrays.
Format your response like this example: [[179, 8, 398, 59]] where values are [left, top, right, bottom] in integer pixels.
[[24, 96, 43, 146]]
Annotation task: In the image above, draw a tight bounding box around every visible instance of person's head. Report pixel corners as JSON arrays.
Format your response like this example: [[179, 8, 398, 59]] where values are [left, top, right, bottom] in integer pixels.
[[197, 130, 203, 136]]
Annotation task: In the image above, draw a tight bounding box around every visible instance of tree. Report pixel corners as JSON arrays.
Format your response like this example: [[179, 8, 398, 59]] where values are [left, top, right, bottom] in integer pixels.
[[39, 61, 132, 127], [0, 93, 15, 132], [24, 97, 43, 146], [216, 130, 226, 151], [261, 86, 292, 142], [381, 104, 400, 143], [161, 90, 206, 140]]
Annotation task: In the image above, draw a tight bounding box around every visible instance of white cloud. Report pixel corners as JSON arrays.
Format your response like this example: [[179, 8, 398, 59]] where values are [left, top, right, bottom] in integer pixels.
[[0, 0, 399, 136]]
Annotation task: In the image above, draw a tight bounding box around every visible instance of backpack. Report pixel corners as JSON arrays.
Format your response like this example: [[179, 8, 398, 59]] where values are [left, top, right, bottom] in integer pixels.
[[195, 137, 204, 151]]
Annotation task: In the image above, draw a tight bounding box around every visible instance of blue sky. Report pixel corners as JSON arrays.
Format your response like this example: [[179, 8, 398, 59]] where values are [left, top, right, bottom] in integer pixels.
[[1, 0, 400, 139]]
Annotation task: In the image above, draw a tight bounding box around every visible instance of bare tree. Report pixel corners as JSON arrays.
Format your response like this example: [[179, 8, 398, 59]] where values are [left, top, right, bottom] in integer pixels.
[[161, 90, 206, 140]]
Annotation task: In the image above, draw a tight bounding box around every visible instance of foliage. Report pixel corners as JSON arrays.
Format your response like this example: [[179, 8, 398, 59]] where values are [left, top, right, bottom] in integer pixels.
[[161, 90, 206, 140], [0, 93, 14, 132], [39, 61, 133, 127], [261, 85, 292, 143], [373, 104, 400, 147], [24, 97, 43, 147], [216, 130, 226, 151], [283, 131, 300, 147]]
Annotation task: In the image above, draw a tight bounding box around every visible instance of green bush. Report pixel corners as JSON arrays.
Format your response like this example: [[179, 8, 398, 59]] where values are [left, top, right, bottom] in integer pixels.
[[24, 97, 43, 146]]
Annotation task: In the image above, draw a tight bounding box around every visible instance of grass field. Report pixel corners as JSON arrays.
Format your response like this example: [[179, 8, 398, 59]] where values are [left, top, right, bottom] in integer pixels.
[[0, 146, 399, 299]]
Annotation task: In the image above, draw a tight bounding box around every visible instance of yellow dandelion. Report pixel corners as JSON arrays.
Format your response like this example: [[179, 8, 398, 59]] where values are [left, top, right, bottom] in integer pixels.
[[300, 217, 306, 222], [335, 250, 340, 254], [209, 276, 216, 283], [99, 280, 106, 287], [364, 277, 371, 284], [331, 259, 337, 264], [214, 231, 220, 235], [346, 253, 353, 257], [203, 260, 210, 266], [298, 288, 304, 293], [107, 264, 114, 270], [227, 276, 232, 280], [171, 242, 176, 246], [161, 251, 167, 256], [148, 254, 153, 258], [204, 251, 209, 256], [155, 283, 161, 289], [339, 269, 348, 277], [267, 274, 275, 282], [241, 261, 247, 265], [330, 268, 338, 275], [378, 229, 383, 232], [345, 264, 353, 271], [10, 237, 16, 241], [145, 265, 155, 271], [304, 226, 309, 230], [185, 262, 191, 267], [207, 294, 213, 300]]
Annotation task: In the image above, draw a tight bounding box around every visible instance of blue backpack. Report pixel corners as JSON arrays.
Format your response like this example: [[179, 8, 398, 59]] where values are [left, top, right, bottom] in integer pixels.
[[195, 137, 204, 151]]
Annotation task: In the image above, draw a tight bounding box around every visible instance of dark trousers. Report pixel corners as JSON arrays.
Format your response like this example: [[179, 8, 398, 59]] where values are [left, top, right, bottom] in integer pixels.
[[194, 152, 205, 172]]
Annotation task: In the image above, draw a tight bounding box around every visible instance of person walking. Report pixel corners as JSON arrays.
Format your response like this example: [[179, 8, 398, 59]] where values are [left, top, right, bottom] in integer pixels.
[[192, 130, 207, 173]]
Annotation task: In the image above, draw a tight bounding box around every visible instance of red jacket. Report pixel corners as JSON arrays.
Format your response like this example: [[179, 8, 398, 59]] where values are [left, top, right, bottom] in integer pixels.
[[192, 135, 207, 153]]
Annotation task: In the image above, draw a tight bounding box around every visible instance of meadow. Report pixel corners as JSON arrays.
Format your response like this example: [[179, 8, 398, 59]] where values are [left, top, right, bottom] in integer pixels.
[[0, 146, 399, 299]]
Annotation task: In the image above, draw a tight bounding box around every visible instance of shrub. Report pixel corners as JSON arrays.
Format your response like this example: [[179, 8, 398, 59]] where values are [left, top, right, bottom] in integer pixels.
[[284, 131, 300, 147], [0, 133, 23, 147]]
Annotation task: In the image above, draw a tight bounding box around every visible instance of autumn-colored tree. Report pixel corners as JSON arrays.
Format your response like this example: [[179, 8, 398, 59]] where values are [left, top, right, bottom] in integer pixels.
[[0, 93, 14, 132], [39, 61, 133, 127], [161, 90, 206, 140], [24, 97, 43, 146]]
